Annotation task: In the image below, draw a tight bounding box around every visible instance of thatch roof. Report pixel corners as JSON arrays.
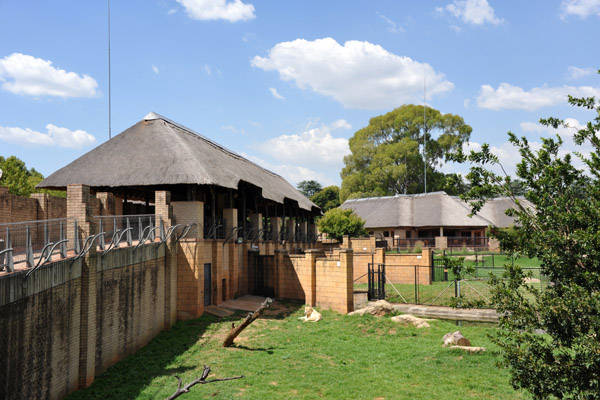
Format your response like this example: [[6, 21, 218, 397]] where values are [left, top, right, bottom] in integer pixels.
[[340, 191, 528, 229], [39, 112, 317, 212]]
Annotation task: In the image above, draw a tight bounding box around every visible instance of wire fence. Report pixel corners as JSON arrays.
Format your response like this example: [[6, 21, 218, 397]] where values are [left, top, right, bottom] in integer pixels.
[[357, 260, 547, 308], [0, 218, 76, 273], [93, 214, 157, 250]]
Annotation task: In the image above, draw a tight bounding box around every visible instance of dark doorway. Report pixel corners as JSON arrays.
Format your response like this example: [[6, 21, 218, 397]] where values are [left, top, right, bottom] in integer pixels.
[[204, 263, 212, 306], [252, 254, 275, 297]]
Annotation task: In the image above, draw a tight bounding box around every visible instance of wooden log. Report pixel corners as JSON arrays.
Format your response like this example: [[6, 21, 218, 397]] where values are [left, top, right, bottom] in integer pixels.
[[442, 330, 471, 347], [223, 297, 273, 347]]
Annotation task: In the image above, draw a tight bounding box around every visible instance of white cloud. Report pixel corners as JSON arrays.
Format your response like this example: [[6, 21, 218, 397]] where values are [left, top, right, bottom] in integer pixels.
[[476, 83, 600, 111], [221, 125, 244, 134], [268, 87, 285, 101], [255, 120, 351, 170], [176, 0, 255, 22], [0, 53, 98, 98], [152, 64, 160, 74], [248, 120, 262, 128], [463, 98, 471, 108], [567, 65, 596, 80], [167, 8, 177, 15], [0, 124, 96, 149], [439, 0, 504, 25], [240, 152, 335, 187], [251, 38, 453, 110], [561, 0, 600, 18], [203, 63, 212, 75], [377, 12, 404, 33]]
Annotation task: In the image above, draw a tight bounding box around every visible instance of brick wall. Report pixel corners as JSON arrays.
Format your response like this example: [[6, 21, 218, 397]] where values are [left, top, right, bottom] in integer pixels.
[[0, 186, 67, 224], [315, 249, 354, 314]]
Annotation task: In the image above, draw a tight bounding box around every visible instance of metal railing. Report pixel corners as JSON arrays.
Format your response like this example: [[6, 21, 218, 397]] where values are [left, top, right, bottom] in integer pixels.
[[93, 214, 156, 250], [0, 218, 77, 273]]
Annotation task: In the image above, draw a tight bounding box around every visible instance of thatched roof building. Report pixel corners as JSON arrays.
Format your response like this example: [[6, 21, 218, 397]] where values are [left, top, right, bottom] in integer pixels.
[[340, 192, 530, 248], [39, 112, 318, 212]]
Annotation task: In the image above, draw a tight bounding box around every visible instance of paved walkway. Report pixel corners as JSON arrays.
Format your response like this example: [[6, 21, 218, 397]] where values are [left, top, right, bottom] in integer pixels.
[[204, 295, 268, 317]]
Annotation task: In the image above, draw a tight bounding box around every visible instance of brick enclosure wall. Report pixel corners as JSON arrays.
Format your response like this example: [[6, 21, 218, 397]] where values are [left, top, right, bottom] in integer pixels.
[[0, 186, 67, 224], [0, 259, 82, 400], [315, 250, 353, 314]]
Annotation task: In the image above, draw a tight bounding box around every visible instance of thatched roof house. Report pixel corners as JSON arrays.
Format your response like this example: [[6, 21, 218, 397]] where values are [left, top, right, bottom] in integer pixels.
[[340, 192, 529, 248], [39, 112, 319, 238]]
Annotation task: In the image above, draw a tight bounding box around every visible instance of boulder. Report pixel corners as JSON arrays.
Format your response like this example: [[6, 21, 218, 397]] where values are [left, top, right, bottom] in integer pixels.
[[390, 314, 431, 328], [348, 300, 395, 317]]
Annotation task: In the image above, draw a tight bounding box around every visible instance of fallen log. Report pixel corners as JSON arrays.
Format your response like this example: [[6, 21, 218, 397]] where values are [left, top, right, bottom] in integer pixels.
[[165, 365, 243, 399], [442, 330, 471, 347], [223, 297, 273, 347], [449, 345, 486, 353]]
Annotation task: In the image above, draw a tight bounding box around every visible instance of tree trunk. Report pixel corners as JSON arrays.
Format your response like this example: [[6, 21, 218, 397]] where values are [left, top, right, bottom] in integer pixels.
[[223, 298, 272, 347]]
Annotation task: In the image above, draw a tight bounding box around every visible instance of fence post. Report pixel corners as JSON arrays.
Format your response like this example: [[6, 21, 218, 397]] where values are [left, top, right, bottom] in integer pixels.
[[126, 217, 132, 246], [60, 221, 67, 258], [25, 225, 34, 268]]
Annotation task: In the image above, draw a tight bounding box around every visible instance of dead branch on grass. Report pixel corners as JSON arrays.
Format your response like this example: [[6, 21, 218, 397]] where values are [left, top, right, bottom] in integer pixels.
[[223, 297, 273, 347], [165, 365, 243, 399]]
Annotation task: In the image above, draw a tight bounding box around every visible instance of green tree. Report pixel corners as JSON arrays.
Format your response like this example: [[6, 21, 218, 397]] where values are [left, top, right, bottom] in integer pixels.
[[297, 180, 323, 198], [456, 82, 600, 399], [0, 156, 33, 197], [310, 185, 340, 212], [340, 104, 472, 201], [317, 208, 366, 241], [0, 156, 65, 198]]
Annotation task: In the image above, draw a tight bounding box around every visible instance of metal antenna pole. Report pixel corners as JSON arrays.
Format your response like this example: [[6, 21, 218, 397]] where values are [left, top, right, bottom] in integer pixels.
[[423, 69, 427, 194], [108, 0, 112, 140]]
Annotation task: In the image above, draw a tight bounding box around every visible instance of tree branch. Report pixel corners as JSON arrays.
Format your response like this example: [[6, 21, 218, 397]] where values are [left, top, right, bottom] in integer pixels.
[[165, 365, 244, 400]]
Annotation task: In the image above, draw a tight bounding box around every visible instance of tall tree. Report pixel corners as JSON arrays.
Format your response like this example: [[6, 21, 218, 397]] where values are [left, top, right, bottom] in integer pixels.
[[0, 156, 65, 197], [457, 82, 600, 399], [317, 208, 366, 241], [310, 185, 340, 212], [340, 104, 472, 201], [0, 156, 33, 197], [297, 180, 323, 198]]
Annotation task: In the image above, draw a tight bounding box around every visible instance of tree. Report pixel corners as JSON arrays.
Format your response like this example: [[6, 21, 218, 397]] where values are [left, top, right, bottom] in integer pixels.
[[0, 156, 65, 198], [297, 180, 322, 198], [0, 156, 33, 197], [340, 104, 472, 201], [456, 82, 600, 399], [310, 185, 340, 212], [317, 208, 366, 241]]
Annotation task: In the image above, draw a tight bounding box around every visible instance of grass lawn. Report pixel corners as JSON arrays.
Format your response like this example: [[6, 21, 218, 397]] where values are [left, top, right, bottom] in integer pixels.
[[66, 302, 527, 399]]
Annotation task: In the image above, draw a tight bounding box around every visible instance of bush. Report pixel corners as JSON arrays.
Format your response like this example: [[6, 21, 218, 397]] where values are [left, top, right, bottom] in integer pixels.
[[317, 208, 366, 241]]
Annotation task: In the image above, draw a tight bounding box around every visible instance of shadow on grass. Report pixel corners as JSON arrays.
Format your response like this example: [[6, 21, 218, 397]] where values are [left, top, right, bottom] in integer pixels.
[[65, 315, 219, 400]]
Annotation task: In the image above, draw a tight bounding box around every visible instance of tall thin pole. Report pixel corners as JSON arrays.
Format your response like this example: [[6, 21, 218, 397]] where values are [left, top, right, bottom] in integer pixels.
[[108, 0, 112, 140], [423, 70, 427, 194]]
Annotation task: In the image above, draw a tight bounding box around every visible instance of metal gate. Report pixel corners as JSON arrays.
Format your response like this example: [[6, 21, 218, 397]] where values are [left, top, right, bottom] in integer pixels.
[[368, 263, 385, 300]]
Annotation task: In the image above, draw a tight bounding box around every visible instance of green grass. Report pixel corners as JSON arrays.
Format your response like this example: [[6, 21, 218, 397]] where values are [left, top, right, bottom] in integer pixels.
[[66, 302, 528, 399]]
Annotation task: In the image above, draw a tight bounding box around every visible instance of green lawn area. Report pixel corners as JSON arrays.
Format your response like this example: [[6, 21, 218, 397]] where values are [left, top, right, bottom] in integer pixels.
[[66, 302, 528, 400]]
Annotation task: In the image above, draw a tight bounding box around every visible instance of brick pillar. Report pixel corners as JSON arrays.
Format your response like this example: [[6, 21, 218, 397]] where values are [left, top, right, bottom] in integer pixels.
[[286, 219, 295, 241], [342, 235, 350, 249], [374, 247, 385, 265], [298, 220, 307, 239], [155, 191, 178, 328], [66, 184, 98, 389], [96, 192, 116, 215], [67, 184, 94, 244], [155, 191, 174, 228], [271, 217, 282, 242], [274, 249, 288, 299], [223, 208, 238, 237], [171, 201, 204, 238], [304, 249, 322, 306], [250, 213, 262, 233], [339, 249, 354, 314], [0, 186, 10, 223]]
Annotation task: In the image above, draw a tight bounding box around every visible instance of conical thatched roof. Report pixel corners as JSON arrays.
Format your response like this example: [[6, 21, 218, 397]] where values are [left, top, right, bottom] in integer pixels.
[[340, 192, 528, 229], [39, 112, 317, 211]]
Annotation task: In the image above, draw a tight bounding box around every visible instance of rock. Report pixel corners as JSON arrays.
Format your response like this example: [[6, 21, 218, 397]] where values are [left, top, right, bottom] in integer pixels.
[[390, 314, 431, 328], [348, 300, 395, 317], [442, 330, 471, 347]]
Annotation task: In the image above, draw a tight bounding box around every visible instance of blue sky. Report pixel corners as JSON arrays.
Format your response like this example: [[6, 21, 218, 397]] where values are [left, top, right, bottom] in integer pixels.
[[0, 0, 599, 187]]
